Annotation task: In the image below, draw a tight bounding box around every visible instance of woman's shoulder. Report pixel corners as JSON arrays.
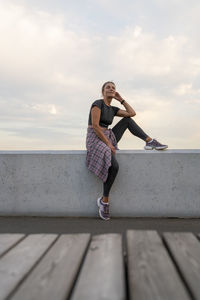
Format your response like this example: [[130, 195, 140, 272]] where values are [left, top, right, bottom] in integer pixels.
[[92, 99, 103, 104], [91, 99, 103, 109]]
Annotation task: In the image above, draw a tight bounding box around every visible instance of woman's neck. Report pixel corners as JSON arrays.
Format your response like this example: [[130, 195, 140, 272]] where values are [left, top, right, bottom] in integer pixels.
[[103, 97, 112, 106]]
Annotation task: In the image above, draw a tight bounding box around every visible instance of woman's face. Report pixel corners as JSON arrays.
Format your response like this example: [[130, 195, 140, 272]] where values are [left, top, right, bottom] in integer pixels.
[[103, 82, 116, 98]]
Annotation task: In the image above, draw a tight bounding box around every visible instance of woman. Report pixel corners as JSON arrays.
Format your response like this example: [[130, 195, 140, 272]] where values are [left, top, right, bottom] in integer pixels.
[[86, 81, 168, 221]]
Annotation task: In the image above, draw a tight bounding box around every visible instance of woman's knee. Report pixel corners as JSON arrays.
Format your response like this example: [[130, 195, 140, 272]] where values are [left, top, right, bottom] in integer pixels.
[[122, 116, 135, 125], [126, 116, 137, 126], [122, 116, 131, 122]]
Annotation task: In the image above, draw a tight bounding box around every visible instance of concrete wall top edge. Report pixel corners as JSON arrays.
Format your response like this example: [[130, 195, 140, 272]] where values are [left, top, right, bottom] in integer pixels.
[[0, 149, 199, 154]]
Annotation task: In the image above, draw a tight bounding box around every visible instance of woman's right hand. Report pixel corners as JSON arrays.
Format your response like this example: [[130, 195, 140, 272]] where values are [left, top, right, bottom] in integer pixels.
[[107, 142, 116, 154]]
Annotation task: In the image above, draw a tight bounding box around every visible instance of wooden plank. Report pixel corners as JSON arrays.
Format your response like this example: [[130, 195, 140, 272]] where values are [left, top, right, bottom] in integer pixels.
[[10, 234, 90, 300], [0, 234, 25, 257], [126, 230, 190, 300], [163, 232, 200, 300], [70, 233, 126, 300], [0, 234, 57, 300]]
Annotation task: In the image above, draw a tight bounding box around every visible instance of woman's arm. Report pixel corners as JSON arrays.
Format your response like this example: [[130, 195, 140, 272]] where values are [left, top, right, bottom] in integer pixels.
[[91, 106, 116, 154], [116, 101, 136, 117], [114, 92, 136, 117]]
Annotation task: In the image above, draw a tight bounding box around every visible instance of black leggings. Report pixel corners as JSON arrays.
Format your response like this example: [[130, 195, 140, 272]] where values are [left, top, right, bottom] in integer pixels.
[[103, 117, 149, 197]]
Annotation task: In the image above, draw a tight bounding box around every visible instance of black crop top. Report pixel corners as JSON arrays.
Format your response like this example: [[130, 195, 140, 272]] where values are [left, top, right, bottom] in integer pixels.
[[88, 99, 120, 128]]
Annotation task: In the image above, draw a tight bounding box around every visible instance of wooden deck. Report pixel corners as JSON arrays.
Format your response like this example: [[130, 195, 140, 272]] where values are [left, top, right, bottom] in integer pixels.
[[0, 231, 200, 300]]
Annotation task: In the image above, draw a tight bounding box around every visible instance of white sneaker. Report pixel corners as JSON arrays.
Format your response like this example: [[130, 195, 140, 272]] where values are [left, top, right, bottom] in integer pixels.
[[144, 138, 168, 150], [97, 197, 110, 220]]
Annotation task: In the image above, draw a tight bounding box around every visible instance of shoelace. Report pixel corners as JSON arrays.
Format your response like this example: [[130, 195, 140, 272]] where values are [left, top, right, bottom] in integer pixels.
[[102, 204, 109, 214], [154, 139, 162, 146], [148, 139, 159, 146]]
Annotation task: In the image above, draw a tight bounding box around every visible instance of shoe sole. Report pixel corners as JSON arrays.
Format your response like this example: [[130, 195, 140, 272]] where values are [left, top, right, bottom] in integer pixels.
[[144, 146, 168, 150], [97, 197, 110, 220]]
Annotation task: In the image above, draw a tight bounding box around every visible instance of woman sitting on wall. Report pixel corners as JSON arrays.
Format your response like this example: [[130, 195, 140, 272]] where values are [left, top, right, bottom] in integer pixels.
[[86, 81, 168, 220]]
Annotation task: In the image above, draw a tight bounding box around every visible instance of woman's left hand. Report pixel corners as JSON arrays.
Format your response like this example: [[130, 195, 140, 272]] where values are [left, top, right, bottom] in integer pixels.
[[113, 92, 123, 102]]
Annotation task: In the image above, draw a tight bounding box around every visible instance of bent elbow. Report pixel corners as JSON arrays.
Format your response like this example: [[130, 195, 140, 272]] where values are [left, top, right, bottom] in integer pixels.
[[130, 113, 136, 117]]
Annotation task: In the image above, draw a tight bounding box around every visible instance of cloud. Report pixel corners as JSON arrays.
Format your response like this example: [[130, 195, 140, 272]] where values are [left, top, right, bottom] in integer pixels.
[[0, 1, 200, 149]]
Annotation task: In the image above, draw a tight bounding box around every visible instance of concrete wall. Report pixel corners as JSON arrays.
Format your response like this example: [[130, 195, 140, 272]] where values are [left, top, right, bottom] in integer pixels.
[[0, 150, 199, 217]]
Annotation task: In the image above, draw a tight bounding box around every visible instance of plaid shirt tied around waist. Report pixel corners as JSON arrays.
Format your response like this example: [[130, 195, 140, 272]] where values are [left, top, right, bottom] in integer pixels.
[[86, 127, 119, 182]]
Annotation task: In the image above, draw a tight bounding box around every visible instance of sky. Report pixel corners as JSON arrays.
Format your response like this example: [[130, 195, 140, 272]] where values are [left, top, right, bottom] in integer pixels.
[[0, 0, 200, 150]]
